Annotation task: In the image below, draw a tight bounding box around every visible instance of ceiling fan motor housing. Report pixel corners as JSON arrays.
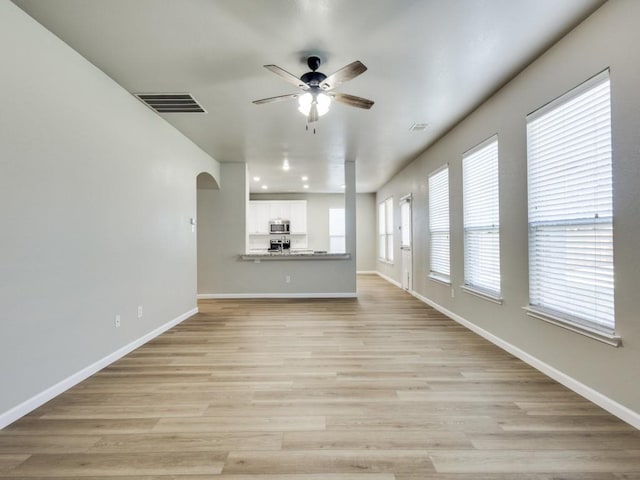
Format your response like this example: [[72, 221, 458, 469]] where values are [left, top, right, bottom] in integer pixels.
[[307, 55, 322, 71], [301, 71, 327, 86], [300, 56, 327, 86]]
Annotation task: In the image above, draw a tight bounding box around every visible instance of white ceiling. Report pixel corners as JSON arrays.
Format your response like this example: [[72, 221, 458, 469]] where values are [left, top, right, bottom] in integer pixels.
[[13, 0, 605, 193]]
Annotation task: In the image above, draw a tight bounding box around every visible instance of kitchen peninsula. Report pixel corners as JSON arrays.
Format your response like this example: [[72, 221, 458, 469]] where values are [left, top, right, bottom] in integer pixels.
[[241, 251, 351, 261]]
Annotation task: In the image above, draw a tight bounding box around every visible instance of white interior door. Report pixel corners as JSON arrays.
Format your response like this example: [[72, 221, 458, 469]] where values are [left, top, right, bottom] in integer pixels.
[[400, 195, 412, 291]]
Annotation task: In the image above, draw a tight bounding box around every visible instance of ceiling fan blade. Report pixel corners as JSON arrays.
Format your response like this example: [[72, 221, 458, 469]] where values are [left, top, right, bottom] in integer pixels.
[[308, 103, 319, 123], [264, 65, 308, 90], [252, 93, 299, 105], [331, 92, 375, 109], [320, 61, 367, 90]]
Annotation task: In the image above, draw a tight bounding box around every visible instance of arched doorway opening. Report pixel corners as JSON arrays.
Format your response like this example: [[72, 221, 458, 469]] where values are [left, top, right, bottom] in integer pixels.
[[196, 172, 218, 297]]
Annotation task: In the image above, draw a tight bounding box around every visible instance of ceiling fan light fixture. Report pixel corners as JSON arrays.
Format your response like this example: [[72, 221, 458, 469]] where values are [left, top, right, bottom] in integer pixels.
[[297, 92, 331, 117]]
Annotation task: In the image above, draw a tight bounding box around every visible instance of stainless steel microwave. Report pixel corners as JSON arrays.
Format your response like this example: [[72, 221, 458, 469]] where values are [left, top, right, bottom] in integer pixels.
[[269, 219, 290, 234]]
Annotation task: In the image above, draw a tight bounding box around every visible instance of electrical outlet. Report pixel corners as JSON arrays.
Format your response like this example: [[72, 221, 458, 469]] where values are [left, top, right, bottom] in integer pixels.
[[285, 275, 291, 283], [137, 306, 143, 319], [115, 315, 121, 328]]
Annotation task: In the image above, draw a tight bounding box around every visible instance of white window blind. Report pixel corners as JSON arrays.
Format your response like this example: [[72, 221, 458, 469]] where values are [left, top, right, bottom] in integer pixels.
[[386, 198, 394, 262], [378, 202, 386, 259], [400, 198, 411, 248], [463, 136, 501, 297], [429, 167, 450, 281], [329, 208, 345, 253], [378, 198, 393, 261], [527, 70, 614, 333]]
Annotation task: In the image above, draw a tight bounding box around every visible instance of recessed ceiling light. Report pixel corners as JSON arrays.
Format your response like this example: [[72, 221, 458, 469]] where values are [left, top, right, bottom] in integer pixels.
[[303, 184, 309, 189], [261, 185, 268, 190], [253, 176, 260, 182], [341, 184, 346, 189], [301, 175, 308, 181], [282, 159, 290, 171]]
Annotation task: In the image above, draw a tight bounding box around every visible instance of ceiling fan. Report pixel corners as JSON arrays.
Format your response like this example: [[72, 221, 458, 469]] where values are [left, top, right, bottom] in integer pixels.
[[252, 56, 374, 123]]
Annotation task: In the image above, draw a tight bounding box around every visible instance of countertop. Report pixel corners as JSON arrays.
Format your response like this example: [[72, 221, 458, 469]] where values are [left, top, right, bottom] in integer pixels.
[[241, 251, 351, 261]]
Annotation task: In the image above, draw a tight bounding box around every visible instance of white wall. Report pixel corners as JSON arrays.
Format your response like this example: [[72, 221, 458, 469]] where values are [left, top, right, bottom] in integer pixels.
[[0, 2, 219, 422], [375, 0, 640, 420], [249, 192, 377, 271], [198, 163, 357, 296]]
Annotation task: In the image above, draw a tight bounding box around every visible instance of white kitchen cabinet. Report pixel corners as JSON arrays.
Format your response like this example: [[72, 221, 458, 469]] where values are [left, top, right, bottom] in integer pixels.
[[247, 200, 308, 251], [249, 200, 307, 232], [289, 201, 307, 233], [247, 202, 270, 234], [268, 202, 286, 222]]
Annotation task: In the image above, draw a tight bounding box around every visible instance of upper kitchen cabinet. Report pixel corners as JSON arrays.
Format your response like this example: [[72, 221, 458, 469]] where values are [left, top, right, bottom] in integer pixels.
[[247, 201, 271, 234], [248, 200, 307, 235], [288, 201, 307, 234]]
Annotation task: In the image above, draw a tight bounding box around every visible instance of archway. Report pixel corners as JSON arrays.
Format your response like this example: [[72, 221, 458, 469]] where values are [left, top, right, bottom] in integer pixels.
[[196, 172, 218, 297]]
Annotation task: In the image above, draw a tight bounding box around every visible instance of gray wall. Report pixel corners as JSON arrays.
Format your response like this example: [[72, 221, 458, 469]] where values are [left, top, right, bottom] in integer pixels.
[[0, 2, 219, 416], [198, 163, 357, 296], [250, 192, 377, 272], [356, 193, 376, 272], [375, 0, 640, 416]]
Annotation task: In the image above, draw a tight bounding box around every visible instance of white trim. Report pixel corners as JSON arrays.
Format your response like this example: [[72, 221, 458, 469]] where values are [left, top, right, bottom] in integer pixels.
[[357, 271, 378, 275], [524, 306, 621, 347], [428, 273, 451, 286], [461, 285, 504, 305], [0, 307, 198, 430], [198, 292, 357, 299], [373, 273, 640, 430], [375, 271, 402, 289]]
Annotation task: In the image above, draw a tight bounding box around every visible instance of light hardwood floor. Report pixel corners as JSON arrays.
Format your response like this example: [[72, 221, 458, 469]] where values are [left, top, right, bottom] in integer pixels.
[[1, 274, 639, 479]]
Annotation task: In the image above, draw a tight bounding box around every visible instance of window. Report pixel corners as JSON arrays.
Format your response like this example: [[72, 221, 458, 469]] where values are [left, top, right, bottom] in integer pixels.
[[463, 136, 501, 299], [400, 197, 411, 248], [526, 70, 615, 340], [378, 197, 393, 262], [428, 167, 450, 282], [329, 208, 345, 253]]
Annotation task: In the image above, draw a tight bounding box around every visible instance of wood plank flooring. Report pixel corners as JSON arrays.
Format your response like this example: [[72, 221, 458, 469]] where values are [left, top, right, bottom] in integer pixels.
[[1, 273, 639, 479]]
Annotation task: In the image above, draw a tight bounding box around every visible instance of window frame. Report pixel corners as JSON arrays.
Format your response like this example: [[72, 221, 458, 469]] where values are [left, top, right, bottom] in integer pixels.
[[328, 207, 345, 253], [378, 197, 394, 263], [428, 165, 450, 283], [462, 135, 502, 302], [525, 69, 618, 346]]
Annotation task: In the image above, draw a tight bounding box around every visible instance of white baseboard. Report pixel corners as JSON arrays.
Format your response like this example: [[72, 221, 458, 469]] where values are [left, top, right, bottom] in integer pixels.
[[357, 270, 378, 275], [198, 292, 357, 299], [374, 272, 640, 430], [375, 271, 402, 288], [0, 307, 198, 430]]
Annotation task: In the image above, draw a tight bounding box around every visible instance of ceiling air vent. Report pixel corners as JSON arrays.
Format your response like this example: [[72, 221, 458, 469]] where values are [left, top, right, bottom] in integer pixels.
[[409, 123, 429, 132], [134, 93, 206, 113]]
